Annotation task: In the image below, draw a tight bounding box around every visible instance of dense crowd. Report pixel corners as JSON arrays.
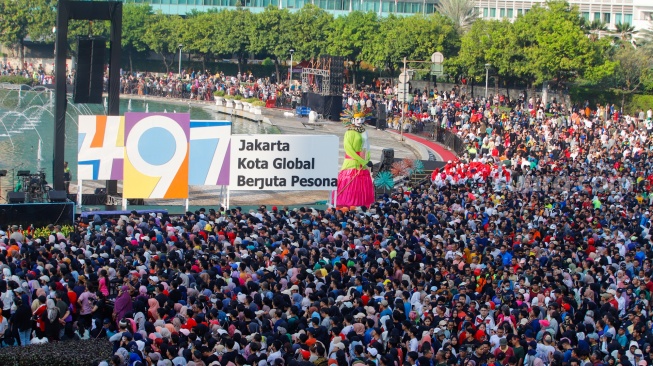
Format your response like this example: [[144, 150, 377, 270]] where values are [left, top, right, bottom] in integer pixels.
[[3, 65, 653, 366], [118, 70, 304, 109]]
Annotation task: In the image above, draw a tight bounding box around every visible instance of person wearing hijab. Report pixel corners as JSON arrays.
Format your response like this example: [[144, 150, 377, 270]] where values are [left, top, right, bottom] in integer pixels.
[[114, 286, 133, 325], [46, 298, 60, 341], [147, 298, 159, 321]]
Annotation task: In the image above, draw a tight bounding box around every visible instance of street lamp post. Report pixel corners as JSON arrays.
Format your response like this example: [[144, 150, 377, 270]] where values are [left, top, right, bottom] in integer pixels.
[[484, 63, 491, 100], [178, 44, 183, 78], [288, 49, 294, 85]]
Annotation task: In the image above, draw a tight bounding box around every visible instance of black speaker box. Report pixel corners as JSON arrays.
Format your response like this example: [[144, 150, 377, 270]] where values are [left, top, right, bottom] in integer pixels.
[[48, 190, 68, 202], [74, 37, 106, 104], [7, 192, 25, 204]]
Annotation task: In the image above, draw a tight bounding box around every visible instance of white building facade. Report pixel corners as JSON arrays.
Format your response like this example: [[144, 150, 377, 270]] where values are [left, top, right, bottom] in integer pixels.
[[475, 0, 653, 31]]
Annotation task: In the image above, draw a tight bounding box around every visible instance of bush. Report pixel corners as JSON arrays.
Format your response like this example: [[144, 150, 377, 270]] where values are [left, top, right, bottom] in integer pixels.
[[0, 75, 33, 85], [252, 100, 266, 107], [233, 94, 243, 101], [0, 339, 113, 366], [224, 94, 235, 99], [244, 97, 259, 103], [213, 90, 226, 97], [262, 57, 274, 67], [32, 225, 75, 239]]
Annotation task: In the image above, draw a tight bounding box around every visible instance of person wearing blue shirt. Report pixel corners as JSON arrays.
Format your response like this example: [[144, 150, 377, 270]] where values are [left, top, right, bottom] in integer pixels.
[[500, 245, 513, 266]]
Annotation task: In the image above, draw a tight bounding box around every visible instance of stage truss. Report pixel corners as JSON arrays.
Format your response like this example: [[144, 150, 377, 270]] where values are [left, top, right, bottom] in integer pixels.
[[301, 68, 331, 96]]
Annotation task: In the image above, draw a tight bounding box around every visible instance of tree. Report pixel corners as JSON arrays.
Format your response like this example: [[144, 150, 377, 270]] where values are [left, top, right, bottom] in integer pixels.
[[0, 0, 30, 65], [514, 1, 613, 90], [122, 3, 153, 73], [289, 4, 333, 61], [327, 11, 379, 86], [248, 6, 294, 82], [448, 19, 511, 96], [143, 13, 184, 73], [581, 19, 608, 42], [613, 22, 637, 44], [611, 46, 651, 109], [180, 11, 219, 72], [208, 9, 254, 74], [363, 14, 458, 75], [436, 0, 477, 34]]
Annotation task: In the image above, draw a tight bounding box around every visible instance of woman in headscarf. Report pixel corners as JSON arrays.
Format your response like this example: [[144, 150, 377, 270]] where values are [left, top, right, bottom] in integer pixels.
[[45, 298, 60, 341], [147, 298, 159, 321], [113, 285, 133, 324]]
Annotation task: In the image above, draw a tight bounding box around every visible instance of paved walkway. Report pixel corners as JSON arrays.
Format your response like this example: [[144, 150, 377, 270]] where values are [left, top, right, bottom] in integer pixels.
[[386, 129, 459, 162]]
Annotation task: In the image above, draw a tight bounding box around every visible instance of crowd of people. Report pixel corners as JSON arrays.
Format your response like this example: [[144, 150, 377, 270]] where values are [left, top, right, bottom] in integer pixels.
[[117, 70, 304, 109], [2, 64, 653, 366]]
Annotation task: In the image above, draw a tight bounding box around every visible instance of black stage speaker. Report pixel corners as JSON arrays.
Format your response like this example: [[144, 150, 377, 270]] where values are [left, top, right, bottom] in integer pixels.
[[7, 192, 25, 203], [329, 55, 345, 95], [74, 37, 106, 104], [379, 148, 394, 172], [376, 103, 387, 130], [303, 93, 343, 121], [48, 190, 68, 202]]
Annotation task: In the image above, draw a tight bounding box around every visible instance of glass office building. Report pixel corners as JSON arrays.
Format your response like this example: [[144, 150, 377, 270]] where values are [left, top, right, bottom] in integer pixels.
[[122, 0, 439, 15]]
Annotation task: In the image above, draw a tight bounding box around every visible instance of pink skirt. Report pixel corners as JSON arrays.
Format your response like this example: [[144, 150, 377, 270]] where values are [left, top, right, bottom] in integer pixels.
[[334, 168, 374, 207]]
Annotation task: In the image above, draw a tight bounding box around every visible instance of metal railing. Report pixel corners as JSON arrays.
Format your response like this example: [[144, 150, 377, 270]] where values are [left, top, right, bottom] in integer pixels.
[[417, 123, 466, 156]]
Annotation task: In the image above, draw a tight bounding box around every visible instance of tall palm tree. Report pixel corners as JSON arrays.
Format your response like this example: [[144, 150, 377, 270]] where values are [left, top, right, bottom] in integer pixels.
[[581, 19, 608, 42], [613, 22, 638, 42], [436, 0, 477, 34]]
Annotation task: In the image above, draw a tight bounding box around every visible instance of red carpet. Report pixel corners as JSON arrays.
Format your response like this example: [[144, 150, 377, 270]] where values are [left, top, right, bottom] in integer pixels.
[[388, 130, 459, 162]]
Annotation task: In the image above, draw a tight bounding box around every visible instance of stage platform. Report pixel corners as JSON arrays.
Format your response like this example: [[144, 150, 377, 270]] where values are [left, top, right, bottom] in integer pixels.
[[0, 202, 75, 227]]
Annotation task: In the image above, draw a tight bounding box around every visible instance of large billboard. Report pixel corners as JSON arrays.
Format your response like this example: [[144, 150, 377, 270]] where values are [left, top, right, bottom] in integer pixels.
[[123, 113, 190, 199], [77, 115, 125, 180], [229, 135, 339, 191]]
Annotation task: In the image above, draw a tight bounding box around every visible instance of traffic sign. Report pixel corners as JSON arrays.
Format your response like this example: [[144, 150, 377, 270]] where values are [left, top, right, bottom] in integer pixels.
[[398, 71, 410, 83], [431, 52, 444, 64]]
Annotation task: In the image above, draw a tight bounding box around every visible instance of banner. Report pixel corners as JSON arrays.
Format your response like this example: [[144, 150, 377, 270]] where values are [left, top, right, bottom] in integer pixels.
[[229, 135, 339, 191], [189, 121, 231, 186], [123, 113, 190, 199], [78, 115, 125, 180]]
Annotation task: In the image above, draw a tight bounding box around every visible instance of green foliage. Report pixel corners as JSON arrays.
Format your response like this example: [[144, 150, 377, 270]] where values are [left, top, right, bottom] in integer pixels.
[[0, 0, 29, 53], [123, 3, 152, 52], [262, 57, 274, 66], [0, 75, 34, 85], [0, 339, 113, 366], [143, 12, 184, 73], [213, 90, 226, 97], [233, 94, 243, 100], [32, 225, 74, 239], [251, 100, 266, 107], [363, 13, 458, 72], [568, 83, 619, 105], [450, 1, 614, 91], [327, 11, 378, 62], [626, 94, 653, 115]]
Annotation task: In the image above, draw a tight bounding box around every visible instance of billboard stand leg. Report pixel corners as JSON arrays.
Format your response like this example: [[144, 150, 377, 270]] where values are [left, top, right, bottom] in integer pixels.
[[226, 188, 230, 210], [185, 198, 189, 213], [122, 198, 127, 211], [77, 178, 83, 209]]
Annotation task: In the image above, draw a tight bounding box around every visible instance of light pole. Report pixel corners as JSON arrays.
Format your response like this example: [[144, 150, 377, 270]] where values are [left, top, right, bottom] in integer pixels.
[[178, 44, 183, 78], [401, 56, 407, 142], [484, 63, 491, 100], [288, 49, 294, 85]]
